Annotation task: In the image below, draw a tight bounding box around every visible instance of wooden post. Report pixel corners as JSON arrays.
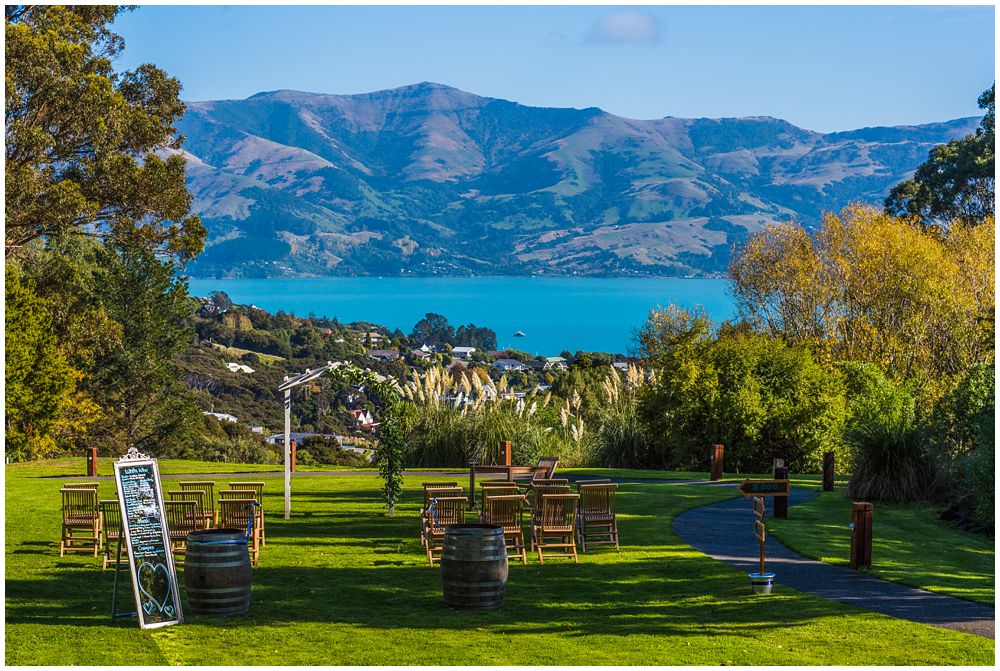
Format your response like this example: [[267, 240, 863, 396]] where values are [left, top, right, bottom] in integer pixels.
[[502, 440, 512, 466], [773, 466, 789, 519], [290, 440, 297, 473], [710, 444, 724, 481], [822, 452, 835, 491], [86, 447, 98, 477], [850, 502, 873, 569], [753, 496, 766, 575], [467, 457, 479, 510]]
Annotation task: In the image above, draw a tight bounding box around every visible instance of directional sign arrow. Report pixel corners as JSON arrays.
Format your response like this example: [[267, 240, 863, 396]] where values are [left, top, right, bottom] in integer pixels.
[[737, 478, 790, 497]]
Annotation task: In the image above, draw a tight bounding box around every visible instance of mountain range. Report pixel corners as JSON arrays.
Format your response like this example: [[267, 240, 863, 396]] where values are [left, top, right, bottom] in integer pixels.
[[175, 82, 978, 278]]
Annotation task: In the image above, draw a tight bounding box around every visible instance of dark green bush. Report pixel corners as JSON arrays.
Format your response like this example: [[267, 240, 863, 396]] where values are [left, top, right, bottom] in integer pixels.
[[300, 436, 368, 467], [843, 369, 936, 503], [639, 309, 847, 472]]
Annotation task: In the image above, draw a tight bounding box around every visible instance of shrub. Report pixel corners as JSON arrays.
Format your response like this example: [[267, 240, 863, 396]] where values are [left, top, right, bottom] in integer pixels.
[[639, 307, 847, 472], [844, 376, 936, 503], [300, 436, 368, 467], [588, 365, 653, 468], [199, 436, 280, 464]]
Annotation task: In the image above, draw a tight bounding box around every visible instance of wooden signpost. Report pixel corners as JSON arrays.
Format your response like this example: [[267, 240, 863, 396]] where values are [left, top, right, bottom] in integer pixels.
[[112, 447, 183, 629], [753, 496, 767, 576], [738, 478, 790, 592], [736, 478, 790, 498]]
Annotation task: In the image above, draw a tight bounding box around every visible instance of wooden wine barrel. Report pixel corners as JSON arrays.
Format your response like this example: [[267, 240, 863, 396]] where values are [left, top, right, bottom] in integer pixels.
[[184, 529, 252, 616], [441, 524, 508, 610]]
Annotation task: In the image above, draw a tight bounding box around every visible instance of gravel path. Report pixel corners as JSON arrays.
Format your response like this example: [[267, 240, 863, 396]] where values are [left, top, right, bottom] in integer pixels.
[[673, 486, 995, 639]]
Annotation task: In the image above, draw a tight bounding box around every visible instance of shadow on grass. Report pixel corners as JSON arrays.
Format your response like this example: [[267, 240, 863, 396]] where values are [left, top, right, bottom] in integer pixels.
[[6, 551, 856, 638]]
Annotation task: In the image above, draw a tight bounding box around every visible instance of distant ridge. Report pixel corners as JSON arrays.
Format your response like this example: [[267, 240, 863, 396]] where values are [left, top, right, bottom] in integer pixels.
[[175, 82, 978, 278]]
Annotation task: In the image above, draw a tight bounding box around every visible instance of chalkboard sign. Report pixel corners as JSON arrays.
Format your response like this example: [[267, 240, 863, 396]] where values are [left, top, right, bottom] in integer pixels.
[[114, 448, 183, 628]]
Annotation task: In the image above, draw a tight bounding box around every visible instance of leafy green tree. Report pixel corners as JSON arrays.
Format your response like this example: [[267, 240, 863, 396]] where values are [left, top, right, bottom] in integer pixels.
[[87, 241, 200, 454], [5, 266, 75, 460], [5, 5, 204, 259], [638, 306, 846, 471], [410, 312, 455, 347], [886, 84, 994, 227]]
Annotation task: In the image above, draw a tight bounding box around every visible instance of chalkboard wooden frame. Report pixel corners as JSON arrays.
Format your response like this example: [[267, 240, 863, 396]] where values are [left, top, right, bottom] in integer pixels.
[[113, 447, 183, 629]]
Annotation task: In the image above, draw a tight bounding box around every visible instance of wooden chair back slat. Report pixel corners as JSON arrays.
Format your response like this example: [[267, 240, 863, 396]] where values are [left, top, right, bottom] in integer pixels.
[[426, 496, 467, 528], [421, 481, 458, 490], [480, 483, 519, 508], [423, 486, 463, 509], [579, 483, 617, 517], [540, 493, 579, 530], [180, 481, 216, 516], [168, 490, 207, 528], [62, 488, 98, 521], [575, 479, 613, 488], [481, 494, 526, 531], [165, 500, 198, 536], [99, 500, 122, 536], [63, 482, 100, 490], [531, 456, 560, 481], [228, 482, 264, 503], [218, 498, 257, 529]]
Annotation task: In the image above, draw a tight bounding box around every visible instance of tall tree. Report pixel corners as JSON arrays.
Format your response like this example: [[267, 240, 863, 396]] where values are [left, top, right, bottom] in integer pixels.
[[410, 313, 455, 348], [5, 5, 204, 259], [731, 205, 995, 385], [86, 241, 200, 454], [885, 84, 995, 228], [5, 266, 75, 461]]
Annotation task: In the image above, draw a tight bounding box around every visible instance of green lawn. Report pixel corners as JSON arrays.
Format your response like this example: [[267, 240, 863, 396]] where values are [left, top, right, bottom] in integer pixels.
[[5, 462, 993, 665], [768, 487, 995, 606]]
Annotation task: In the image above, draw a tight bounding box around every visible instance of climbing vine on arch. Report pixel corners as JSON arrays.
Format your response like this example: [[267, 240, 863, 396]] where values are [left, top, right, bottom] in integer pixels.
[[327, 363, 406, 517]]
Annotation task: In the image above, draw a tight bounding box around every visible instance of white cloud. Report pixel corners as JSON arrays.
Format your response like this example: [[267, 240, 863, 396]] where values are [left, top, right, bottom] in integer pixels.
[[586, 11, 661, 46]]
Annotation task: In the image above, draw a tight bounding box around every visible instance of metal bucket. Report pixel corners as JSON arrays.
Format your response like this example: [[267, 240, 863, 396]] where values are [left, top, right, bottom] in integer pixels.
[[748, 572, 775, 595]]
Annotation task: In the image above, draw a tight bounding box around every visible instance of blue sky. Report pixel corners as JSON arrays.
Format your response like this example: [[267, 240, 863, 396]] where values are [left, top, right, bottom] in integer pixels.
[[114, 5, 994, 133]]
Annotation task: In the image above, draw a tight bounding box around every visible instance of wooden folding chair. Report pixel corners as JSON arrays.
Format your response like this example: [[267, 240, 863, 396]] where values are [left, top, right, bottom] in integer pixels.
[[528, 484, 570, 549], [229, 482, 265, 545], [180, 481, 216, 527], [219, 498, 261, 566], [165, 500, 198, 561], [424, 496, 467, 566], [168, 490, 208, 530], [60, 488, 100, 557], [62, 483, 101, 542], [421, 487, 463, 548], [532, 493, 580, 563], [99, 500, 125, 571], [577, 483, 619, 553], [481, 493, 529, 564]]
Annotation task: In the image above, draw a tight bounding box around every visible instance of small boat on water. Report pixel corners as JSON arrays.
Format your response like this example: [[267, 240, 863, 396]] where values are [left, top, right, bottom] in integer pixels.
[[513, 330, 526, 337]]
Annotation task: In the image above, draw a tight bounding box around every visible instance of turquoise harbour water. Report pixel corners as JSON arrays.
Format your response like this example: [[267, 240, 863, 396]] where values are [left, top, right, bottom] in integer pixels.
[[188, 277, 736, 356]]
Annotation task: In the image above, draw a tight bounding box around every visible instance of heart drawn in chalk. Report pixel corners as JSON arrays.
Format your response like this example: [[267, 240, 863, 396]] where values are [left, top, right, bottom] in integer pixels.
[[137, 562, 171, 615]]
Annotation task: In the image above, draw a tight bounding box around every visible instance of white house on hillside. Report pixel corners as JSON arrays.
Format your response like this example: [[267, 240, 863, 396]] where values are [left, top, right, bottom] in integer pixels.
[[226, 362, 255, 374], [452, 346, 476, 359], [494, 358, 528, 372], [203, 411, 238, 423]]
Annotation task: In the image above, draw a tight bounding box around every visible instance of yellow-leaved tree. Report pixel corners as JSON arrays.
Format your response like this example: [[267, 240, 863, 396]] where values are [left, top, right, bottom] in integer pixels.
[[731, 204, 994, 390]]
